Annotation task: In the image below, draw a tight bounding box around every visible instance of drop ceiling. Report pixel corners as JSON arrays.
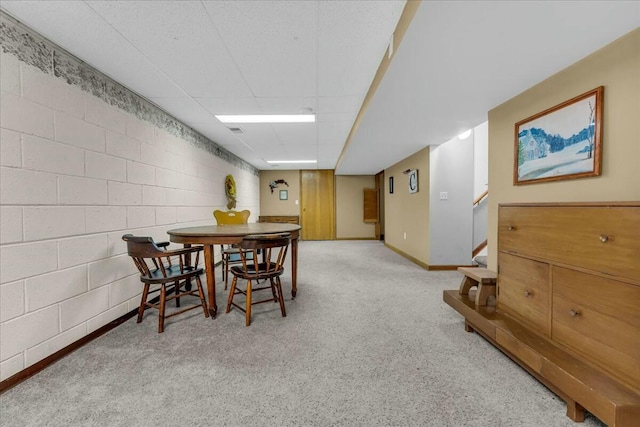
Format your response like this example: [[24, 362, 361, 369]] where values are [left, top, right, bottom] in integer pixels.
[[1, 1, 638, 175]]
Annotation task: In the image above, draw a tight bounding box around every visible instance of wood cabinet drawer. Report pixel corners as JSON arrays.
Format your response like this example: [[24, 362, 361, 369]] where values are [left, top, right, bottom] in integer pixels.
[[498, 206, 640, 282], [498, 253, 550, 336], [552, 267, 640, 388]]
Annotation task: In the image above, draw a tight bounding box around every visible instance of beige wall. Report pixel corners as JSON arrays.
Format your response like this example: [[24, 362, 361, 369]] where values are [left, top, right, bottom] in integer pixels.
[[384, 147, 430, 264], [335, 175, 376, 239], [487, 28, 640, 270], [259, 170, 301, 217]]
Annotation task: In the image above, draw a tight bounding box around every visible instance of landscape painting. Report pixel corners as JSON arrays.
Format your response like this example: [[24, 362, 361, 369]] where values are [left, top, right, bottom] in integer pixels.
[[514, 86, 603, 185]]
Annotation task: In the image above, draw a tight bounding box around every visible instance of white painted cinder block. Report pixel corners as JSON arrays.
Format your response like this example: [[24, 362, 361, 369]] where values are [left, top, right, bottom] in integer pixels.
[[85, 151, 127, 182], [140, 143, 173, 170], [0, 306, 59, 361], [85, 206, 127, 234], [108, 181, 142, 206], [0, 52, 20, 95], [165, 188, 186, 206], [0, 280, 25, 322], [0, 128, 21, 167], [0, 168, 57, 205], [156, 168, 182, 189], [127, 206, 156, 229], [58, 175, 108, 206], [0, 206, 23, 245], [21, 65, 85, 118], [25, 265, 88, 312], [0, 91, 54, 139], [127, 160, 155, 185], [0, 353, 24, 382], [25, 323, 86, 367], [59, 286, 109, 332], [0, 241, 58, 284], [88, 253, 136, 290], [58, 233, 109, 269], [86, 303, 128, 334], [106, 131, 140, 161], [109, 274, 142, 308], [126, 116, 154, 144], [155, 207, 177, 225], [142, 185, 167, 206], [108, 229, 140, 257], [54, 111, 105, 152], [22, 135, 85, 176], [85, 98, 126, 134], [23, 206, 86, 241]]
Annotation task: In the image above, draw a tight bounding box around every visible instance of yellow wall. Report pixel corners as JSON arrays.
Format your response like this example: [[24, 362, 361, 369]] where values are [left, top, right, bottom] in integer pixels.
[[384, 147, 430, 264], [335, 175, 376, 239], [487, 28, 640, 270], [259, 170, 301, 217]]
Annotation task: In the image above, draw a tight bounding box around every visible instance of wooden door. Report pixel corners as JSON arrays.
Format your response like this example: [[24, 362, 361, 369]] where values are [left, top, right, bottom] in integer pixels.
[[300, 170, 335, 240]]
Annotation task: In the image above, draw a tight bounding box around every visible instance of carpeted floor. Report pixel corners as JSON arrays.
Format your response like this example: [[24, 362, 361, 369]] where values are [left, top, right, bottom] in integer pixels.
[[0, 241, 605, 426]]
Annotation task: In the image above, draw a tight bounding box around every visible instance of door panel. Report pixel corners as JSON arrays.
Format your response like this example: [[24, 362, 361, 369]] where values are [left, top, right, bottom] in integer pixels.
[[300, 170, 335, 240]]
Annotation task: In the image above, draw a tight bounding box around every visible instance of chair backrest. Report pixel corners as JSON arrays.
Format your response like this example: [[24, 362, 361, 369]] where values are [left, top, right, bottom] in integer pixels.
[[237, 233, 291, 277], [122, 234, 173, 279], [213, 209, 250, 225]]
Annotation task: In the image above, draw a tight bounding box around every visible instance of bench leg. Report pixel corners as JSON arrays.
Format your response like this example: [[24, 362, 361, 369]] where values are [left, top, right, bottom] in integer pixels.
[[464, 320, 474, 333], [459, 276, 478, 296], [475, 284, 497, 306]]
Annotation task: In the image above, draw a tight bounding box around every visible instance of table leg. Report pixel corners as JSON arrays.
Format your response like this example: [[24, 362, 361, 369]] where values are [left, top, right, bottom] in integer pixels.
[[291, 237, 298, 298], [203, 244, 217, 318], [184, 243, 192, 291]]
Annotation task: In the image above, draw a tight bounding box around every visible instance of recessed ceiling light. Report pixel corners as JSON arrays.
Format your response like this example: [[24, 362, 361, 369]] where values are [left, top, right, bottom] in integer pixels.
[[216, 114, 315, 123], [458, 129, 472, 140], [266, 160, 317, 164]]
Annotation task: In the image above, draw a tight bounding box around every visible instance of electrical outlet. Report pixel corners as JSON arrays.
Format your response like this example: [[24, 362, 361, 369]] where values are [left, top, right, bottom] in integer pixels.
[[439, 192, 448, 200]]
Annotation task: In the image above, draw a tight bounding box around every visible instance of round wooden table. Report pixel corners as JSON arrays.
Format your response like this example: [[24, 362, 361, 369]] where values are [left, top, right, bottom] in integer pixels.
[[167, 223, 301, 318]]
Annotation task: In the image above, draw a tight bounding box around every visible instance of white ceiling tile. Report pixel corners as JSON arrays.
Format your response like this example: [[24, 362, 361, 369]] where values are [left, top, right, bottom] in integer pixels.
[[203, 0, 318, 98], [87, 1, 252, 98], [149, 97, 216, 123], [196, 98, 262, 115], [255, 97, 317, 114], [270, 123, 317, 146], [2, 1, 186, 98]]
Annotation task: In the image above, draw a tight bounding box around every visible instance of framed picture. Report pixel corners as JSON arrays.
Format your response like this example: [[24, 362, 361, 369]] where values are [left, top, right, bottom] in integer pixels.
[[389, 176, 394, 194], [514, 86, 603, 185], [408, 169, 418, 193], [279, 189, 288, 200]]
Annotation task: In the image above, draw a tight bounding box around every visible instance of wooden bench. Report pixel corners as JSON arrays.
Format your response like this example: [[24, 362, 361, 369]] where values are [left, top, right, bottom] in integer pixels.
[[258, 215, 299, 224], [457, 267, 497, 307]]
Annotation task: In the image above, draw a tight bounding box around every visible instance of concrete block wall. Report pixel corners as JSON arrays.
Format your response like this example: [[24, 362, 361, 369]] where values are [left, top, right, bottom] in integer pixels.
[[0, 18, 260, 381]]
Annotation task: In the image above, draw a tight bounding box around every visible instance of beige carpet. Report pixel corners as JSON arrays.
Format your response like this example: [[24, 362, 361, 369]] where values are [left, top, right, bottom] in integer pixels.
[[0, 240, 605, 426]]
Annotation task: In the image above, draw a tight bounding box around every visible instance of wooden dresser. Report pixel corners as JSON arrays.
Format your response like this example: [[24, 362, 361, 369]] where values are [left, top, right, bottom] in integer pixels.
[[444, 202, 640, 426]]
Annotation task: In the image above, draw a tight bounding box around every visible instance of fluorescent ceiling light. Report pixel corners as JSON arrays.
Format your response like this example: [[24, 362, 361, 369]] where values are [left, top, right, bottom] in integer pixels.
[[266, 160, 317, 164], [216, 114, 315, 123]]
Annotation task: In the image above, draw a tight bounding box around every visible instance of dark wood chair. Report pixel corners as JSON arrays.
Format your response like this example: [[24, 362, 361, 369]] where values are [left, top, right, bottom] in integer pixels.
[[225, 233, 291, 326], [213, 209, 251, 290], [122, 234, 209, 333]]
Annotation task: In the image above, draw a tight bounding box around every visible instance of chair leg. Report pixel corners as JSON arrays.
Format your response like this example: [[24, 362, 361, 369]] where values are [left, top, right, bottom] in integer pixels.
[[226, 276, 238, 313], [270, 277, 278, 302], [158, 284, 166, 333], [275, 277, 286, 317], [245, 280, 252, 327], [174, 280, 181, 307], [195, 275, 210, 318], [224, 257, 230, 290], [137, 283, 150, 324]]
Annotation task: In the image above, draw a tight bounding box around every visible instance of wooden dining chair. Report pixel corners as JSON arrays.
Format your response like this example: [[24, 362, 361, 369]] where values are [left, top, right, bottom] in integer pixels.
[[122, 234, 209, 333], [226, 233, 291, 326], [213, 209, 251, 289]]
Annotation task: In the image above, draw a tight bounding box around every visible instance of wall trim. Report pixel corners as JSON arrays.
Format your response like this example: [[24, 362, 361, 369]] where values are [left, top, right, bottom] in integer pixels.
[[384, 242, 429, 270], [335, 237, 377, 241], [0, 10, 258, 176]]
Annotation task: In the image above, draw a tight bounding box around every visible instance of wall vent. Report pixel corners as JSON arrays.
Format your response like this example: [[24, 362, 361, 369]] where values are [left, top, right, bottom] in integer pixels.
[[228, 127, 243, 134]]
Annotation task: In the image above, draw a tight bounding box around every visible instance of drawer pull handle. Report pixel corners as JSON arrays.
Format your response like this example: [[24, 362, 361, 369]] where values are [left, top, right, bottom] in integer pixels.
[[524, 290, 531, 297], [508, 226, 517, 231], [569, 309, 580, 317], [599, 234, 609, 243]]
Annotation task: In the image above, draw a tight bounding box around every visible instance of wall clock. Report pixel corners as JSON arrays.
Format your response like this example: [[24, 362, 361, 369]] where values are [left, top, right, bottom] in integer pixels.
[[408, 169, 418, 193]]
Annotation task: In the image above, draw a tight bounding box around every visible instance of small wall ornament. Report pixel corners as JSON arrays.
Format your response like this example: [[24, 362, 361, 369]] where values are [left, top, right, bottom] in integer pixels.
[[269, 179, 289, 193], [225, 174, 237, 209]]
